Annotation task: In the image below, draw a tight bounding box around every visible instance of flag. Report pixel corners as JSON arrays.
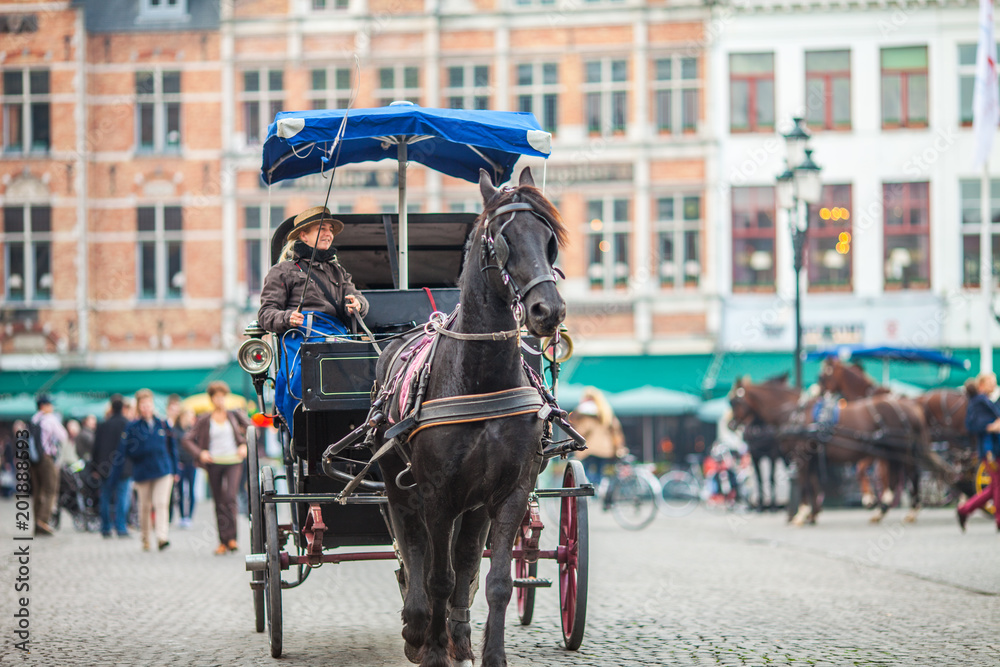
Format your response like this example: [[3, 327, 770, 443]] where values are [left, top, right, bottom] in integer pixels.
[[974, 0, 999, 167]]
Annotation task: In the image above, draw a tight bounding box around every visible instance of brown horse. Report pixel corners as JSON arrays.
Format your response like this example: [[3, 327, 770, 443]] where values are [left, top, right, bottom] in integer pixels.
[[821, 358, 976, 499], [729, 374, 953, 525], [818, 358, 891, 509]]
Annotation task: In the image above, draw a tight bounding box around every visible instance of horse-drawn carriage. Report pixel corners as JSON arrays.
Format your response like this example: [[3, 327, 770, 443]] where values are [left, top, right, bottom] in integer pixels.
[[236, 103, 592, 664]]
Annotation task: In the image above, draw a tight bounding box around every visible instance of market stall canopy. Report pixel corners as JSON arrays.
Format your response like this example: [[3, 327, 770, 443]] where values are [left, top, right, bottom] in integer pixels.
[[606, 386, 701, 417], [181, 392, 249, 416], [261, 103, 552, 186]]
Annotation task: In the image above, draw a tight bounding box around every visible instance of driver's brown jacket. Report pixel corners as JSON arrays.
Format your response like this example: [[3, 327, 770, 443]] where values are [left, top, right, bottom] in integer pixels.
[[257, 252, 369, 335]]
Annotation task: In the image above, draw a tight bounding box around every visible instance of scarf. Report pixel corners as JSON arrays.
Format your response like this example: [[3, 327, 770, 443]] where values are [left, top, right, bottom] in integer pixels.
[[294, 240, 337, 264]]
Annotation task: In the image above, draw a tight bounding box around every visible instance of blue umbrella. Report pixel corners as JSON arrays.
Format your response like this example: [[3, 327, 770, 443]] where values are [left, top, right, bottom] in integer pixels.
[[260, 102, 552, 288]]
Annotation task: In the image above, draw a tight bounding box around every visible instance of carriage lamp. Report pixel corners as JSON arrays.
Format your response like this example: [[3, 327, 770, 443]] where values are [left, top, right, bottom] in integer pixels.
[[238, 338, 273, 375]]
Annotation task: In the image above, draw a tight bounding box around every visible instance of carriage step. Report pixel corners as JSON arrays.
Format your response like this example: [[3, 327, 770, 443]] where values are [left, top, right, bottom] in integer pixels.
[[513, 577, 552, 588], [249, 580, 264, 591]]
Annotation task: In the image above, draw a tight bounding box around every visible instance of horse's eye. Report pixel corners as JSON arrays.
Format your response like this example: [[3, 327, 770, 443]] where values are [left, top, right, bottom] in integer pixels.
[[547, 235, 558, 264]]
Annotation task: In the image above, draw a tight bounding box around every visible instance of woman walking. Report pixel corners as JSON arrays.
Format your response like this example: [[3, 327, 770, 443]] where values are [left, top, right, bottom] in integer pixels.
[[109, 389, 178, 551], [182, 381, 251, 554]]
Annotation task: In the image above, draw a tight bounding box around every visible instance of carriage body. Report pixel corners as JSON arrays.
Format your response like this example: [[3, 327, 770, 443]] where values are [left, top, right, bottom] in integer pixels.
[[240, 117, 590, 658]]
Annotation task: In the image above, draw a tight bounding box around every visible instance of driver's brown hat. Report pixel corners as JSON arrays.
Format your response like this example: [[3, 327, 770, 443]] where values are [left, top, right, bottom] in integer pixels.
[[288, 206, 344, 239]]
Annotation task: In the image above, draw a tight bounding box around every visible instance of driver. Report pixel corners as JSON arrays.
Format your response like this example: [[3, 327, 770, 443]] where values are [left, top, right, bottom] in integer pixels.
[[258, 206, 369, 432]]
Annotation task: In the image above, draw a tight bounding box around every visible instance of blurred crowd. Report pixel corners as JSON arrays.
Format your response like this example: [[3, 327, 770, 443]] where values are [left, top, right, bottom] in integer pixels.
[[0, 383, 255, 555]]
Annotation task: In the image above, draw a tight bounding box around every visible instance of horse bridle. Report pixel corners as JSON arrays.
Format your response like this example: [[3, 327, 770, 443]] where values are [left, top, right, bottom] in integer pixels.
[[480, 199, 562, 324]]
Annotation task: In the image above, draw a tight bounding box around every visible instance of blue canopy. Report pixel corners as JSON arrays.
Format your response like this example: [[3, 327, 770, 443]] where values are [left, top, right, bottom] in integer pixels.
[[806, 345, 970, 369], [260, 103, 551, 186]]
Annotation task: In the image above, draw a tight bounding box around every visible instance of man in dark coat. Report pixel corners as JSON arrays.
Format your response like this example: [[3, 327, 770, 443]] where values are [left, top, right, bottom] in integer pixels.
[[957, 373, 1000, 531], [92, 394, 133, 538]]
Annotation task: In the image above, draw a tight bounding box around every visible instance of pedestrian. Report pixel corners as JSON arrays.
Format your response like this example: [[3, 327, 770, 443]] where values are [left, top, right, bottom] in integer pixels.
[[182, 381, 251, 555], [172, 406, 198, 529], [75, 414, 97, 462], [257, 207, 368, 434], [29, 394, 69, 536], [93, 395, 133, 538], [568, 387, 627, 489], [109, 389, 178, 551], [957, 372, 1000, 532]]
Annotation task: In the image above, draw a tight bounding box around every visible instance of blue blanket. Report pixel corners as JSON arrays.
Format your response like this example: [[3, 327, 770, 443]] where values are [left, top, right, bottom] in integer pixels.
[[276, 311, 348, 435]]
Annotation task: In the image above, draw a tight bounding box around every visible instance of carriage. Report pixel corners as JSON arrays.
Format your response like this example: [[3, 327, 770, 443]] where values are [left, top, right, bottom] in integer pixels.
[[236, 103, 592, 662]]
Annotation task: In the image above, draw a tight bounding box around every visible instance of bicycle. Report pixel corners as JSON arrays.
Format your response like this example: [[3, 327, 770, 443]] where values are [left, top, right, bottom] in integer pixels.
[[658, 447, 751, 517], [600, 454, 661, 530]]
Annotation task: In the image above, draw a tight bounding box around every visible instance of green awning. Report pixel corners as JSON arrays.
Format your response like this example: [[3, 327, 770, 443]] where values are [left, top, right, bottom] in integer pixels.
[[0, 362, 254, 399]]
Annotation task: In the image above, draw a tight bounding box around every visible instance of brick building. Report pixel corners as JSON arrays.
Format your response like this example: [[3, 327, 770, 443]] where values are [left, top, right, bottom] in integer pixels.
[[1, 0, 714, 397]]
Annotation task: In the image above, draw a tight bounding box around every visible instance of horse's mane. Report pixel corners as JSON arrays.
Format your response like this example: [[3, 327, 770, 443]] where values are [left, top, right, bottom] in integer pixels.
[[477, 184, 568, 248], [761, 372, 790, 386]]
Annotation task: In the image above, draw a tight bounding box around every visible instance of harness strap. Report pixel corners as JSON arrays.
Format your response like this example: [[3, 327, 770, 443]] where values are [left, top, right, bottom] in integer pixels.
[[407, 387, 545, 439]]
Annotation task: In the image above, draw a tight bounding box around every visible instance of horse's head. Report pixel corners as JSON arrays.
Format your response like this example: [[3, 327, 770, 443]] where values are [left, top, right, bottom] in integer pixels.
[[819, 358, 882, 400], [728, 376, 757, 431], [476, 167, 567, 337], [728, 374, 800, 431]]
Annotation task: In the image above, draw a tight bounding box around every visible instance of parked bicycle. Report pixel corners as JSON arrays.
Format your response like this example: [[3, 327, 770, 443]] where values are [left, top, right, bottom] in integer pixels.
[[658, 445, 751, 517], [600, 454, 661, 530]]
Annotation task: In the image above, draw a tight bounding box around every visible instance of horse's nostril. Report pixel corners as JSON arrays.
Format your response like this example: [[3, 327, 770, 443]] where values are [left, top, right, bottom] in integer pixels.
[[529, 302, 551, 321]]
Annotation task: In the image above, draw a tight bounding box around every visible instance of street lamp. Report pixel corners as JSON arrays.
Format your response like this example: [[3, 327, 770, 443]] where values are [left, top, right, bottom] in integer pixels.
[[777, 117, 822, 389]]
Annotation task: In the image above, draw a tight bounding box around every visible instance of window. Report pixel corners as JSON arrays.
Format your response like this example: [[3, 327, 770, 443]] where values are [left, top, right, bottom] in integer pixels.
[[3, 205, 52, 302], [583, 59, 628, 136], [655, 194, 701, 288], [586, 198, 630, 289], [140, 0, 188, 19], [806, 184, 853, 291], [312, 0, 349, 8], [241, 69, 284, 146], [881, 46, 928, 129], [652, 56, 699, 135], [805, 51, 851, 131], [958, 44, 1000, 126], [731, 186, 776, 291], [308, 67, 352, 110], [729, 53, 774, 133], [136, 71, 181, 152], [137, 206, 183, 300], [514, 62, 559, 134], [883, 182, 930, 290], [960, 178, 1000, 287], [376, 65, 420, 107], [242, 205, 284, 295], [444, 65, 489, 110], [2, 69, 50, 153]]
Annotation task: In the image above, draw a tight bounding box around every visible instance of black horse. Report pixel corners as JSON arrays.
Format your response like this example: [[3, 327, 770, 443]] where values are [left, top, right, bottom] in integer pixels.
[[371, 167, 567, 667], [740, 374, 792, 512]]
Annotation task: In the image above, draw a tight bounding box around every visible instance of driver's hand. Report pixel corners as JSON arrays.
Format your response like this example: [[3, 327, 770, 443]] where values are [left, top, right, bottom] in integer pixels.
[[289, 311, 304, 327], [345, 294, 360, 315]]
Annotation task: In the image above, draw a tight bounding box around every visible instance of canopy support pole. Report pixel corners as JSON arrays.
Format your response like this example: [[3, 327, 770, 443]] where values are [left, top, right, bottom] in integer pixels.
[[398, 142, 408, 290]]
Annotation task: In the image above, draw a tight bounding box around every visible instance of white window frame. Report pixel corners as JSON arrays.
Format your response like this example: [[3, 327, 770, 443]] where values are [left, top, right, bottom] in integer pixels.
[[2, 68, 50, 154], [444, 64, 490, 110], [375, 65, 421, 107], [655, 193, 702, 290], [140, 0, 188, 20], [136, 69, 181, 153], [308, 66, 353, 110], [137, 205, 184, 301], [583, 58, 629, 136], [2, 204, 52, 303], [585, 197, 631, 290], [513, 61, 559, 134], [242, 205, 284, 296], [651, 55, 699, 135], [311, 0, 349, 10], [959, 178, 1000, 288], [240, 68, 284, 147]]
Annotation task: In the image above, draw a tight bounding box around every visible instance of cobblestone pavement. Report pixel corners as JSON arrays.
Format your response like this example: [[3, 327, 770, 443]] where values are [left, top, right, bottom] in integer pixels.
[[1, 485, 998, 666]]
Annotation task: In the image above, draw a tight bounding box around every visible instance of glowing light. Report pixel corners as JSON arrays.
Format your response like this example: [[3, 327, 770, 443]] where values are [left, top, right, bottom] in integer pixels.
[[819, 208, 831, 220], [599, 240, 610, 252], [590, 218, 603, 231], [840, 208, 850, 220]]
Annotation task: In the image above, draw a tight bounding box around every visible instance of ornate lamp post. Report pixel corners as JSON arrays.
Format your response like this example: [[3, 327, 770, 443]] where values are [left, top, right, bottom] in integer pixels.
[[776, 117, 822, 389]]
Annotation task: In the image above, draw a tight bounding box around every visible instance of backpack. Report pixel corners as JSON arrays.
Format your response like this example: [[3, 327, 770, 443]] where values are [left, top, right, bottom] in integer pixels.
[[25, 419, 43, 465]]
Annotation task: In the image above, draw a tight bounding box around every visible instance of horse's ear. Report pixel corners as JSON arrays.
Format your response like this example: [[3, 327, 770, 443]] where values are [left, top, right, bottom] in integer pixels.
[[519, 167, 535, 187], [479, 168, 497, 203]]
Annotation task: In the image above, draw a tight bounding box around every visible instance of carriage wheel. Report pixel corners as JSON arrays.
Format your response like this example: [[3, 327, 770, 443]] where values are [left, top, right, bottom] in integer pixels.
[[975, 461, 996, 515], [559, 460, 589, 651], [247, 428, 265, 633], [262, 465, 283, 658], [512, 513, 537, 626]]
